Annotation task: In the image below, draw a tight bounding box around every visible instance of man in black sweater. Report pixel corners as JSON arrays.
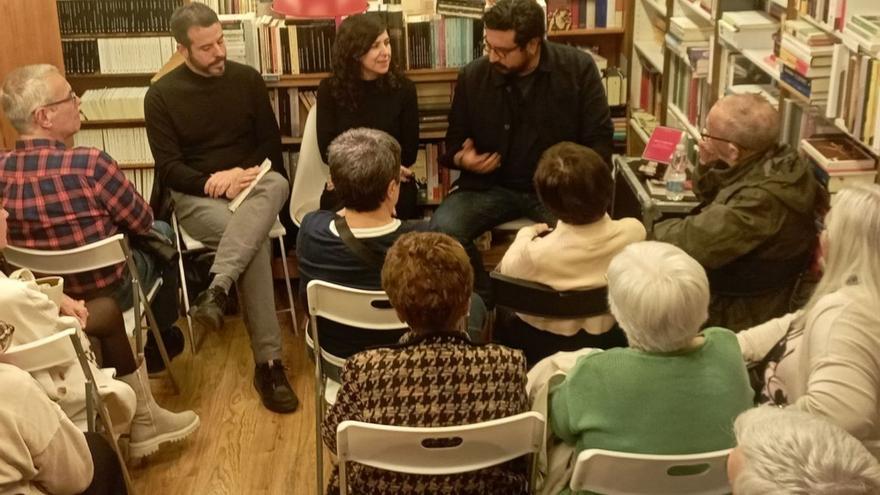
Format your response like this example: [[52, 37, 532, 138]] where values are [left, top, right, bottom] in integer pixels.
[[430, 0, 614, 304], [144, 3, 298, 414]]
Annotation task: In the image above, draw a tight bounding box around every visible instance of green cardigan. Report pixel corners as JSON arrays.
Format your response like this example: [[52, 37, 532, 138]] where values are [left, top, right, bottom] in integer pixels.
[[550, 327, 752, 491]]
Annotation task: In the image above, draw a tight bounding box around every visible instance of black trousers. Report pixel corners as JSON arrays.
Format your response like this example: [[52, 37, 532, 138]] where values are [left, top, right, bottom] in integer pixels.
[[494, 308, 628, 369]]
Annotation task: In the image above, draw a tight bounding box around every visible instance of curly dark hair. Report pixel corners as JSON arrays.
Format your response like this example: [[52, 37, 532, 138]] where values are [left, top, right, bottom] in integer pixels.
[[328, 13, 403, 112], [483, 0, 546, 47]]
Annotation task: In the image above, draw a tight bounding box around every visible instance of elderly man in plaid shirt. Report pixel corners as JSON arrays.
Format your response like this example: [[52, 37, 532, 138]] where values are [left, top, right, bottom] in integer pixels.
[[0, 64, 184, 373]]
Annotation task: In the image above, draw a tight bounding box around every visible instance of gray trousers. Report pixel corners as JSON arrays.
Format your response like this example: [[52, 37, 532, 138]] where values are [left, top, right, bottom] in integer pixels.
[[171, 171, 289, 363]]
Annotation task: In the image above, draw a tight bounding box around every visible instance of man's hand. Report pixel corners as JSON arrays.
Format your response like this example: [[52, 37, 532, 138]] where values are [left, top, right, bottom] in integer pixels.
[[223, 166, 262, 200], [205, 167, 243, 198], [454, 138, 501, 174], [60, 295, 88, 329], [400, 166, 414, 182]]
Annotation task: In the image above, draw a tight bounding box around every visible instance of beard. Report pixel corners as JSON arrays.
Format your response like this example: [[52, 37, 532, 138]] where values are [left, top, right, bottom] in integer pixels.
[[190, 54, 226, 76]]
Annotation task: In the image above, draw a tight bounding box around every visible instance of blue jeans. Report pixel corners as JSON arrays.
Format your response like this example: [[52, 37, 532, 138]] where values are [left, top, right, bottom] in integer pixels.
[[110, 221, 180, 333], [430, 186, 556, 306]]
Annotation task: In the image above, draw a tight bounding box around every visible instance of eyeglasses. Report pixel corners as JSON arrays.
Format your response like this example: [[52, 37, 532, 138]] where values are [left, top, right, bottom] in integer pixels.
[[700, 128, 748, 149], [482, 36, 521, 59], [42, 90, 79, 109]]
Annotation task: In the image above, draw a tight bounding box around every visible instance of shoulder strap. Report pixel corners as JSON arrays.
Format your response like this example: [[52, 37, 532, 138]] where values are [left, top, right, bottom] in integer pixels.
[[334, 215, 385, 269]]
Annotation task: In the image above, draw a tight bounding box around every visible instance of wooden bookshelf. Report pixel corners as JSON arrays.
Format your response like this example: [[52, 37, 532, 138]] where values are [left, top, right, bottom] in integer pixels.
[[80, 119, 150, 128], [547, 27, 626, 38]]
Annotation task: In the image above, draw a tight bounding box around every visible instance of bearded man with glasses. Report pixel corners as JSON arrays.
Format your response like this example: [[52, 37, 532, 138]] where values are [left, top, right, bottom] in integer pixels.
[[430, 0, 613, 307], [654, 93, 823, 331]]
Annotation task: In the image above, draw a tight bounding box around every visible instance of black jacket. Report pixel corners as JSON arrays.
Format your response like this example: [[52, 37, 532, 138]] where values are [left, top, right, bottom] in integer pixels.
[[440, 41, 613, 192]]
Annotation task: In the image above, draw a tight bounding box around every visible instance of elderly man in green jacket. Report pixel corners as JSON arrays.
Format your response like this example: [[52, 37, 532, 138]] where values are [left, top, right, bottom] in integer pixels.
[[654, 94, 821, 331]]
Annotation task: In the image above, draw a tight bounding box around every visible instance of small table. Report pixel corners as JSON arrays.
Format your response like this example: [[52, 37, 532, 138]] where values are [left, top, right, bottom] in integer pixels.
[[611, 155, 700, 232]]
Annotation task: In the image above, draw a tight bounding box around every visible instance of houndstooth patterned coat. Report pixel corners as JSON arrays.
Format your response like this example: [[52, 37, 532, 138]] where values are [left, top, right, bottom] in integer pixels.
[[323, 331, 530, 494]]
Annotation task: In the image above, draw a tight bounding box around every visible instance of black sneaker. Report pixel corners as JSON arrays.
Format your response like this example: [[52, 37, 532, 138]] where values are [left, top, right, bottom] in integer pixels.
[[190, 286, 227, 333], [254, 360, 299, 413], [145, 325, 185, 375]]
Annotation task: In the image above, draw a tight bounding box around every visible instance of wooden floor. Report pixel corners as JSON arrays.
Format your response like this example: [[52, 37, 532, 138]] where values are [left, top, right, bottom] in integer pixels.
[[133, 300, 322, 495], [132, 236, 513, 494]]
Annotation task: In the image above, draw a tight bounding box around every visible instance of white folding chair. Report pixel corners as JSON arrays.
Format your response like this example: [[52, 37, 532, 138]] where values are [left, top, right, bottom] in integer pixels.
[[289, 105, 330, 227], [173, 214, 297, 353], [306, 279, 408, 495], [569, 448, 733, 495], [336, 412, 545, 495], [0, 328, 136, 494], [4, 234, 179, 394]]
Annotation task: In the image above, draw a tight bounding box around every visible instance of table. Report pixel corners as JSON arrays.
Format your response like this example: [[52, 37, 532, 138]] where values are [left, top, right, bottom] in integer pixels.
[[611, 155, 700, 232]]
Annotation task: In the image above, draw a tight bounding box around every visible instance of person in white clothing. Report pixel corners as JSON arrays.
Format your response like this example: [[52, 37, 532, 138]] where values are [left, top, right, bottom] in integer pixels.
[[496, 141, 645, 366], [738, 184, 880, 450]]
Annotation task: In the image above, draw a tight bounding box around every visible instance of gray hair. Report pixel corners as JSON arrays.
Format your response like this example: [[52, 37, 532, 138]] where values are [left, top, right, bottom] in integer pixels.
[[607, 241, 709, 352], [170, 2, 220, 47], [327, 128, 401, 212], [0, 64, 60, 133], [714, 94, 780, 152], [732, 407, 880, 494], [802, 184, 880, 324]]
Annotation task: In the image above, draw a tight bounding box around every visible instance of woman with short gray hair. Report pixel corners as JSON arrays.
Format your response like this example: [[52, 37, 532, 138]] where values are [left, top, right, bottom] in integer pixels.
[[729, 407, 880, 494], [549, 241, 753, 465]]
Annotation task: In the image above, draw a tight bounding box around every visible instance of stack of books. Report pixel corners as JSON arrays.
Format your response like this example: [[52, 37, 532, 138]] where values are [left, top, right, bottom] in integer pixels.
[[718, 10, 778, 50], [667, 17, 712, 76], [843, 14, 880, 53], [779, 20, 836, 103], [800, 134, 878, 194], [666, 17, 712, 127]]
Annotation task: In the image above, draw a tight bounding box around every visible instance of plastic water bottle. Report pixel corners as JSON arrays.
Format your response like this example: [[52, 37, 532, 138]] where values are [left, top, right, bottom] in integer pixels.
[[664, 143, 688, 201]]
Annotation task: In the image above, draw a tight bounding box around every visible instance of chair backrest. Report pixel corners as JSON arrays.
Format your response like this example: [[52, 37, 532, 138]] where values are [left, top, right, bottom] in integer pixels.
[[569, 448, 733, 495], [306, 279, 406, 331], [0, 328, 77, 373], [290, 104, 330, 227], [3, 234, 127, 275], [490, 271, 609, 319], [336, 412, 545, 494]]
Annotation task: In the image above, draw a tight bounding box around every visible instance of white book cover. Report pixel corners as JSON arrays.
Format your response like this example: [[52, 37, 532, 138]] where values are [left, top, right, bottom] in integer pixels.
[[229, 159, 272, 212], [825, 43, 848, 119]]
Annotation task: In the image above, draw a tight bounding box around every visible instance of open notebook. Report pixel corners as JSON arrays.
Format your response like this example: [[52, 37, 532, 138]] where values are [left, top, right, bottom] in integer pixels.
[[228, 159, 272, 212]]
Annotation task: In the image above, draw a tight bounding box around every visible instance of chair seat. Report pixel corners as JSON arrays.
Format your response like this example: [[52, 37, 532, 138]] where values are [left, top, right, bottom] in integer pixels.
[[495, 218, 534, 231]]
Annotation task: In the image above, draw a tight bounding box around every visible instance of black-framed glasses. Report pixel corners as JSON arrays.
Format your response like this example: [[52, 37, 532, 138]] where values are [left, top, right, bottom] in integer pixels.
[[700, 128, 748, 149], [42, 90, 78, 109], [482, 36, 521, 59]]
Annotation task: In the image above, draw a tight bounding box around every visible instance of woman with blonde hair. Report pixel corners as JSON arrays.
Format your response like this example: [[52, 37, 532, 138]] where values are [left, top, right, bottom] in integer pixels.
[[739, 184, 880, 449]]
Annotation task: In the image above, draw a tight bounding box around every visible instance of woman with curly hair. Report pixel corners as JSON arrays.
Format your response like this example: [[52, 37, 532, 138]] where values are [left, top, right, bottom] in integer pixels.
[[317, 13, 420, 219]]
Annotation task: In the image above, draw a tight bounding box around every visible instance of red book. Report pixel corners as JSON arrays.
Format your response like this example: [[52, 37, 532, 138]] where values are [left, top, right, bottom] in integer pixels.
[[642, 126, 684, 164]]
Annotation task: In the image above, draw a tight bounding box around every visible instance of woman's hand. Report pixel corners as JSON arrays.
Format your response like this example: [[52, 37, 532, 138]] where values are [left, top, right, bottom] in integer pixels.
[[60, 295, 88, 329]]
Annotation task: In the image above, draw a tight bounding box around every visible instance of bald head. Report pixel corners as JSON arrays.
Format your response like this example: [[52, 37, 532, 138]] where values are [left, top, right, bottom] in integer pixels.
[[711, 94, 779, 153]]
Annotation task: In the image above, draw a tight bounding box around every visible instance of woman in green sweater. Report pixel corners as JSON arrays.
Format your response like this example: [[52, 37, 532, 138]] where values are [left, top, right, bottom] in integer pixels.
[[549, 241, 753, 491]]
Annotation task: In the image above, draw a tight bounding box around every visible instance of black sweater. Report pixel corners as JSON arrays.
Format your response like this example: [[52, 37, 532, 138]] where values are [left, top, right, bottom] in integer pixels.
[[316, 76, 419, 166], [144, 61, 285, 197]]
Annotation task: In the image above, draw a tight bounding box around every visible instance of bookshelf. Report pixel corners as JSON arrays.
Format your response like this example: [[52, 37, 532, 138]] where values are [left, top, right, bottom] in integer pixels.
[[623, 0, 880, 193]]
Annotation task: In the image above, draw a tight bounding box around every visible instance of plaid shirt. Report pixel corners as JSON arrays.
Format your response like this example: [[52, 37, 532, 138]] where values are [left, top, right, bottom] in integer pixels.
[[0, 139, 153, 297]]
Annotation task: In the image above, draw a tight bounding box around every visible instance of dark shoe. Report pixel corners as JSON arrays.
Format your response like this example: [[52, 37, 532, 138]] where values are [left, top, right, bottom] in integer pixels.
[[145, 325, 185, 375], [190, 286, 227, 333], [254, 360, 299, 413]]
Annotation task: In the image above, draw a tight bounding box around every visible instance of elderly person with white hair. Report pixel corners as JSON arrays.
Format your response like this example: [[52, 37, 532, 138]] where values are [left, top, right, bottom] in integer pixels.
[[728, 407, 880, 494], [549, 241, 752, 481], [654, 94, 822, 331], [738, 184, 880, 450]]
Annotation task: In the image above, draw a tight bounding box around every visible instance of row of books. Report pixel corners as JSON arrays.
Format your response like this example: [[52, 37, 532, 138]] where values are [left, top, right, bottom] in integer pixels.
[[411, 143, 460, 204], [56, 0, 179, 35], [841, 14, 880, 53], [267, 88, 311, 138], [545, 0, 625, 31], [122, 168, 156, 201], [796, 0, 876, 34], [406, 16, 483, 70], [825, 45, 880, 153], [62, 37, 177, 75], [193, 0, 260, 15], [79, 87, 148, 121], [73, 128, 154, 167]]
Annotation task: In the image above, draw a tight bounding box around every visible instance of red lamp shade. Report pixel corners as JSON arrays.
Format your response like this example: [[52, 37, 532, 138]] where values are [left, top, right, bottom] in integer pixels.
[[273, 0, 368, 18]]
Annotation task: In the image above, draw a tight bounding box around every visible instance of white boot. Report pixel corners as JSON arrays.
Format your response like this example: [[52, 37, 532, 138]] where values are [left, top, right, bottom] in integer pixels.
[[118, 363, 200, 458]]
